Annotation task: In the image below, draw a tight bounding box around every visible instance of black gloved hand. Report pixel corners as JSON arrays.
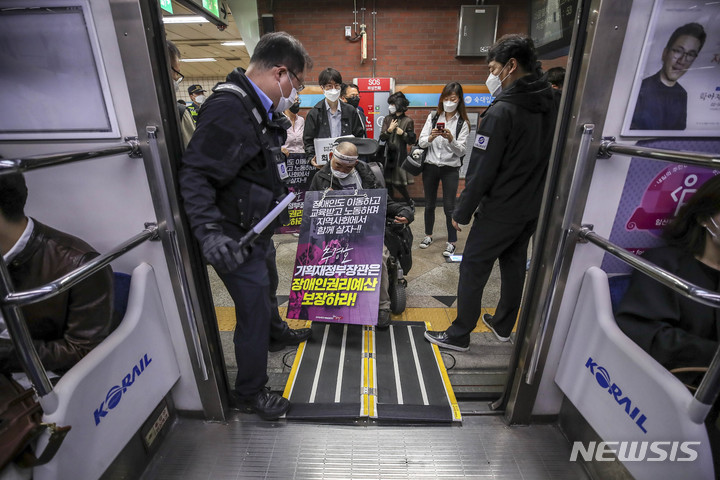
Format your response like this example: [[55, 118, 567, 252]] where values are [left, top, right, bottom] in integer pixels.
[[200, 229, 246, 274]]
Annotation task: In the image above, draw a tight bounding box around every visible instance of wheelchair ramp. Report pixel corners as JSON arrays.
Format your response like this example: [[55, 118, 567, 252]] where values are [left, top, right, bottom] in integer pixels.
[[283, 321, 461, 423]]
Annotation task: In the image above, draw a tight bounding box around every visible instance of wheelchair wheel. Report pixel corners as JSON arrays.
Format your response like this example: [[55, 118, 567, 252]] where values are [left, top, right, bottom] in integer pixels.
[[390, 279, 407, 314]]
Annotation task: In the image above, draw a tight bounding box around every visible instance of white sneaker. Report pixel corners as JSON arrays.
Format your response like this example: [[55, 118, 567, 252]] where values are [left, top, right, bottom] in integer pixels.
[[443, 243, 456, 257], [419, 236, 433, 249]]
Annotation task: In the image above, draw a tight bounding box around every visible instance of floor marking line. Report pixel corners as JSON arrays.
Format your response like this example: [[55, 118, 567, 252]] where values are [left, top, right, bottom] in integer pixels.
[[389, 325, 403, 405], [334, 324, 348, 403], [408, 325, 429, 405], [309, 324, 330, 403]]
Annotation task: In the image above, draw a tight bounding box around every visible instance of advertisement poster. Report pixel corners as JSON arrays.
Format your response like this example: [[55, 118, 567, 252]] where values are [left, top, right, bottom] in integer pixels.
[[601, 139, 720, 274], [286, 189, 387, 325], [622, 0, 720, 137], [276, 153, 315, 234]]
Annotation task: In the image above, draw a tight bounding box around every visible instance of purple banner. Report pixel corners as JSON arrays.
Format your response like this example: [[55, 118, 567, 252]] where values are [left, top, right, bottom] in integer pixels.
[[601, 139, 720, 274], [286, 189, 387, 325], [276, 153, 315, 234]]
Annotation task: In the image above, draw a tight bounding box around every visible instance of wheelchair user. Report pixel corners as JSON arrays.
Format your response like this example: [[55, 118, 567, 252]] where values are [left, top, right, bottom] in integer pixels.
[[308, 141, 414, 328]]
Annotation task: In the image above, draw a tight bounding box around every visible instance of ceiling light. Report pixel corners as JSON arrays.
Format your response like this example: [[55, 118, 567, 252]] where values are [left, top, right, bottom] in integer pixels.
[[221, 41, 246, 46], [180, 58, 217, 62], [163, 16, 209, 24]]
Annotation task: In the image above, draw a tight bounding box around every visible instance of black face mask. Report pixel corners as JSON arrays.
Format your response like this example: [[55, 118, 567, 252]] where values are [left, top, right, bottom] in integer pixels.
[[289, 103, 301, 114], [346, 96, 360, 109]]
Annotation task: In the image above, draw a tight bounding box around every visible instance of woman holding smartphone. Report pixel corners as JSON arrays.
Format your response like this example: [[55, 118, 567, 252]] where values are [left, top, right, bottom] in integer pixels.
[[417, 82, 470, 256]]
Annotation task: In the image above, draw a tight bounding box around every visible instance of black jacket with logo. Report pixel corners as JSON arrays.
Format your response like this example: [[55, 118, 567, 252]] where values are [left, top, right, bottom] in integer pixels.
[[453, 74, 558, 225]]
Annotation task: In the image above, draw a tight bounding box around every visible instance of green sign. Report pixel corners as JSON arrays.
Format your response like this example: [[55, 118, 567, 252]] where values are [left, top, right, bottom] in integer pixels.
[[202, 0, 219, 17], [160, 0, 173, 14]]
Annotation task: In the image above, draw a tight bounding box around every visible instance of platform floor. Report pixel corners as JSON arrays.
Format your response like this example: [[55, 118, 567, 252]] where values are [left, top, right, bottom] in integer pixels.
[[141, 412, 589, 480]]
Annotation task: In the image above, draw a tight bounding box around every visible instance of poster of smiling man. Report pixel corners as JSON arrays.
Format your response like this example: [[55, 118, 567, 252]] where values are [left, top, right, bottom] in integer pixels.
[[287, 189, 387, 325], [622, 0, 720, 137]]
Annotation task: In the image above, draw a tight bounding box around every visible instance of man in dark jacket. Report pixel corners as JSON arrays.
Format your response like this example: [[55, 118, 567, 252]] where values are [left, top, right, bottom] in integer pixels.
[[178, 32, 312, 420], [309, 142, 413, 327], [303, 68, 365, 168], [425, 34, 558, 351], [0, 173, 114, 373]]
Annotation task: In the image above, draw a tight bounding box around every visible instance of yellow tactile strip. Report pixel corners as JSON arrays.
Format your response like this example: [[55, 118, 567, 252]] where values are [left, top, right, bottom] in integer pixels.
[[214, 306, 503, 333]]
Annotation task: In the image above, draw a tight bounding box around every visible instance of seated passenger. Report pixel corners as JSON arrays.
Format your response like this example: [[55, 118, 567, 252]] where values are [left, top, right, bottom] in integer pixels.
[[616, 174, 720, 372], [308, 142, 414, 327], [0, 173, 114, 374]]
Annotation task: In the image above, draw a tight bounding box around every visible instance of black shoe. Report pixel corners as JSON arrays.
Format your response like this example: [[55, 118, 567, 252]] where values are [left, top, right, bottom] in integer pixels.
[[423, 330, 469, 352], [482, 314, 511, 342], [235, 389, 290, 420], [269, 327, 312, 352], [377, 309, 391, 329]]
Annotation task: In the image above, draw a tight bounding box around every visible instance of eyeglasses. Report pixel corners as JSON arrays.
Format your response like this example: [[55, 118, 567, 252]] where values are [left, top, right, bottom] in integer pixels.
[[670, 46, 698, 61], [322, 83, 342, 91], [276, 65, 305, 92], [172, 67, 184, 83]]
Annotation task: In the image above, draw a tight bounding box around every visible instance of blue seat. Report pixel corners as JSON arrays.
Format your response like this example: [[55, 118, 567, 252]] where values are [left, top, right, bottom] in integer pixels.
[[607, 273, 631, 315]]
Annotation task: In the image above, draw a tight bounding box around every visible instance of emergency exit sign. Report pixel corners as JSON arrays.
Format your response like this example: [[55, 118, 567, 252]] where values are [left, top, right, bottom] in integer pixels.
[[160, 0, 172, 13]]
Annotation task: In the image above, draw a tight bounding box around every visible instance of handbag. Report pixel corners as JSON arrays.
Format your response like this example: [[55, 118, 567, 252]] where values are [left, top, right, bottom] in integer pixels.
[[401, 145, 427, 176], [0, 373, 70, 469]]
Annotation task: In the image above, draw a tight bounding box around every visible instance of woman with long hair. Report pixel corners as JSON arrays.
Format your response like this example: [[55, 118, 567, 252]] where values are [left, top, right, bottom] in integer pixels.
[[417, 82, 470, 257], [379, 92, 416, 204], [617, 174, 720, 371]]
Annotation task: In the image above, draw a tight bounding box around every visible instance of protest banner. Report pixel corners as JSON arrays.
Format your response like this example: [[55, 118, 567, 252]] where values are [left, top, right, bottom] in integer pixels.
[[287, 189, 387, 325], [276, 153, 315, 234]]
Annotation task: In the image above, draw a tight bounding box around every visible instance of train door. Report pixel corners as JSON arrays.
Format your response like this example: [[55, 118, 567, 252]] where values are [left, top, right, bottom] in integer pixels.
[[497, 0, 720, 478], [0, 0, 229, 477]]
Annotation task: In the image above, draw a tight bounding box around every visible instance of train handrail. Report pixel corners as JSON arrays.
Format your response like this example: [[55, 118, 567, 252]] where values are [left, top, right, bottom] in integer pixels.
[[3, 224, 159, 308], [577, 225, 720, 421], [577, 226, 720, 307], [0, 224, 158, 397], [0, 139, 142, 175], [598, 139, 720, 168]]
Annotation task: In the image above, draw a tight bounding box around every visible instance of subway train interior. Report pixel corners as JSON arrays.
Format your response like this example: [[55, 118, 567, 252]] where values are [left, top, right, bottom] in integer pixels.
[[1, 0, 719, 478]]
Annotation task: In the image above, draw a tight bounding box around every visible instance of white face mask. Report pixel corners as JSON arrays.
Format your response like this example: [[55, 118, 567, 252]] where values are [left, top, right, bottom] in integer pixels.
[[324, 88, 341, 103], [332, 167, 352, 179], [706, 217, 720, 244], [276, 79, 297, 113], [388, 105, 397, 114], [486, 63, 511, 97], [443, 100, 458, 113], [174, 78, 181, 92], [195, 95, 206, 105]]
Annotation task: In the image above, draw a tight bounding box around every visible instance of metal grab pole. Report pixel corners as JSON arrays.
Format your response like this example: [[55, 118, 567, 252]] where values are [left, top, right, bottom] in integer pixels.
[[0, 140, 141, 175], [4, 225, 158, 307], [598, 140, 720, 168], [577, 227, 720, 308], [525, 124, 595, 385]]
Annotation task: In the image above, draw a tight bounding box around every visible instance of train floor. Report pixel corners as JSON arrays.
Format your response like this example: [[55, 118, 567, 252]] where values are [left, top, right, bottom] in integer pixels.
[[209, 206, 521, 397]]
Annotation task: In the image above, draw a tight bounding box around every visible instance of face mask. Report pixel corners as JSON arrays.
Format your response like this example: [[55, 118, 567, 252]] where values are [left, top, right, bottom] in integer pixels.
[[332, 167, 352, 179], [486, 63, 511, 97], [174, 78, 181, 92], [289, 103, 301, 114], [347, 96, 360, 108], [195, 95, 206, 105], [276, 78, 297, 113], [443, 100, 458, 113], [324, 88, 341, 102], [388, 105, 397, 114], [706, 217, 720, 243]]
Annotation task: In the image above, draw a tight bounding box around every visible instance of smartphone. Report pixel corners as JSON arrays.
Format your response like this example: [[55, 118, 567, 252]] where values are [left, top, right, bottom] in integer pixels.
[[436, 122, 445, 131]]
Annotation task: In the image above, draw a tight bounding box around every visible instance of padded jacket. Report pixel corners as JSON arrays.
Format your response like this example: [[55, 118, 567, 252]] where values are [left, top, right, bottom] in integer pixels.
[[303, 100, 365, 160], [3, 220, 113, 373]]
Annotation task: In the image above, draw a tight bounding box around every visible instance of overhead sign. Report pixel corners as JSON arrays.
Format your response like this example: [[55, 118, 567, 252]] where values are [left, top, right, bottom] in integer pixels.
[[356, 78, 394, 92], [159, 0, 173, 14], [180, 0, 227, 26]]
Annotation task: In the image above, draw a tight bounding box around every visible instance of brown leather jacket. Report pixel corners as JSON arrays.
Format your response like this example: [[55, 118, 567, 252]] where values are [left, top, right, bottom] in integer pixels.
[[3, 220, 114, 372]]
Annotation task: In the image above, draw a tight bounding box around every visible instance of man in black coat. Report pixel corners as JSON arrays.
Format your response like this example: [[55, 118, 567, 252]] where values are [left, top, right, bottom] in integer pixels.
[[303, 68, 365, 168], [425, 34, 558, 351], [309, 142, 413, 327], [178, 32, 312, 420]]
